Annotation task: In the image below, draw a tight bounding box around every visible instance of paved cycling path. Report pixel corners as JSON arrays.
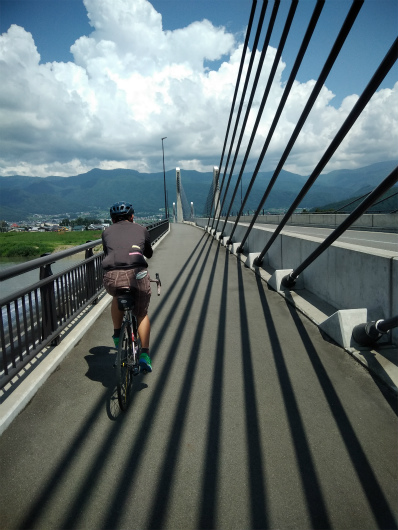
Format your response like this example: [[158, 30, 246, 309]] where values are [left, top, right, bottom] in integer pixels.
[[0, 223, 397, 530]]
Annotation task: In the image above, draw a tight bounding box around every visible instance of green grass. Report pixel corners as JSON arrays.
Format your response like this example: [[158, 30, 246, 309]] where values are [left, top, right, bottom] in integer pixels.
[[0, 231, 103, 258]]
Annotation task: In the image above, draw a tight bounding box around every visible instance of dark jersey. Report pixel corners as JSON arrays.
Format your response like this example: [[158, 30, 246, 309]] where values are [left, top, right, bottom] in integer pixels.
[[101, 220, 153, 271]]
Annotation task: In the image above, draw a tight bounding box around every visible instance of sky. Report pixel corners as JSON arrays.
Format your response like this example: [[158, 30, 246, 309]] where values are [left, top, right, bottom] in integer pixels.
[[0, 0, 397, 179]]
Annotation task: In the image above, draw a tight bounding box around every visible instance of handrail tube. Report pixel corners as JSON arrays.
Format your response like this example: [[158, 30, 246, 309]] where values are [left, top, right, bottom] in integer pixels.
[[0, 253, 98, 307], [216, 0, 299, 237], [207, 0, 258, 230], [235, 0, 364, 252], [0, 239, 102, 281], [281, 167, 398, 288], [224, 0, 325, 244], [352, 316, 398, 346], [254, 35, 397, 267], [211, 0, 270, 233], [0, 220, 167, 282]]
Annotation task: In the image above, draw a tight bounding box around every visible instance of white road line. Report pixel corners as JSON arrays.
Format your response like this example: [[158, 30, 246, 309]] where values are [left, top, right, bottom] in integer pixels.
[[342, 237, 397, 244]]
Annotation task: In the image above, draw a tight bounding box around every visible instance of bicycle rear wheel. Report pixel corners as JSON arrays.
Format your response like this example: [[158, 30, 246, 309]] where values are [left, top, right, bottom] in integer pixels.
[[116, 320, 133, 411]]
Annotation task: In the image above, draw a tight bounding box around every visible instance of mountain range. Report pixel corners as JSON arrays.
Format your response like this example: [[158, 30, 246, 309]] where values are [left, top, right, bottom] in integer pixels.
[[0, 160, 396, 221]]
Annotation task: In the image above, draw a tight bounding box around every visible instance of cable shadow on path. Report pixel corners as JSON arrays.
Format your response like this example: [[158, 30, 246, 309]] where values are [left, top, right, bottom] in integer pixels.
[[283, 296, 398, 530], [18, 228, 210, 530], [99, 232, 217, 530], [145, 238, 222, 529], [198, 246, 229, 529], [236, 259, 269, 529], [254, 273, 331, 529]]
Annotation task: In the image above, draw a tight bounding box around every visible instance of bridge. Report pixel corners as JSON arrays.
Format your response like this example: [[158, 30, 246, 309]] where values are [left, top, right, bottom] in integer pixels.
[[1, 1, 398, 528], [1, 220, 397, 530]]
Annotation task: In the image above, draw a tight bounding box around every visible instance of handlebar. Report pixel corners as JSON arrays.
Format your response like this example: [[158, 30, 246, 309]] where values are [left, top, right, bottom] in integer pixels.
[[151, 273, 161, 296]]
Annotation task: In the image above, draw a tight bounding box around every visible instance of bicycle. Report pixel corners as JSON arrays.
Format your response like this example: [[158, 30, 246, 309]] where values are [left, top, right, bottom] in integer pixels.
[[115, 272, 161, 411]]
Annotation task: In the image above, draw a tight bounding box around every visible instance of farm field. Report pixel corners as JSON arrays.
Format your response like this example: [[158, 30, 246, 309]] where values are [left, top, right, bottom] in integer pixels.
[[0, 231, 103, 258]]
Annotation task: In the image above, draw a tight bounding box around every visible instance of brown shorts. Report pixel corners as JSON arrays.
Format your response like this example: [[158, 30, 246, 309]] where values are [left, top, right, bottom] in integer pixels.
[[103, 268, 151, 318]]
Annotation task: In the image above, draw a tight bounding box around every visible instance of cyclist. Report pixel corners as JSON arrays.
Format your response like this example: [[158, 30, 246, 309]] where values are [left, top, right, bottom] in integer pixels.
[[102, 201, 153, 372]]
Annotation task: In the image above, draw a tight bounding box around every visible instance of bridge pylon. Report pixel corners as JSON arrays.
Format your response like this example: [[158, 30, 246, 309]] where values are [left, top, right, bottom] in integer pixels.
[[176, 167, 183, 223], [212, 166, 220, 218]]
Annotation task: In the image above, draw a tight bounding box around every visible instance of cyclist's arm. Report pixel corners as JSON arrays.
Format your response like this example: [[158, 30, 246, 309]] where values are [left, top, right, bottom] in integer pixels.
[[143, 230, 153, 259], [101, 232, 108, 256]]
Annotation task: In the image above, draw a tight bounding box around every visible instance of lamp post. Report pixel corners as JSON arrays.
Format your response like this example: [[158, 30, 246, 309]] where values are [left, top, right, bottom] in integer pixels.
[[161, 137, 168, 219]]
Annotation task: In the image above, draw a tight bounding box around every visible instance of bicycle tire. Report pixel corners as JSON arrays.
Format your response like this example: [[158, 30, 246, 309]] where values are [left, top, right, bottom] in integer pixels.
[[116, 320, 133, 411]]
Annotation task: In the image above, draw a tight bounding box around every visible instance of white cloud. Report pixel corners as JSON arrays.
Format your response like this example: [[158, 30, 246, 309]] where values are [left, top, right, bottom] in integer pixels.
[[0, 0, 397, 179]]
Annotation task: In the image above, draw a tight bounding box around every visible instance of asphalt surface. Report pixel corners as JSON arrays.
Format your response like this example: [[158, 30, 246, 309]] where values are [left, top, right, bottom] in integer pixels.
[[0, 223, 397, 530]]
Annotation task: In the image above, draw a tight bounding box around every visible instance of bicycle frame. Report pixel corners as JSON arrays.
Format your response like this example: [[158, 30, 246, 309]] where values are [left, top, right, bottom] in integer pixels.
[[115, 273, 161, 411]]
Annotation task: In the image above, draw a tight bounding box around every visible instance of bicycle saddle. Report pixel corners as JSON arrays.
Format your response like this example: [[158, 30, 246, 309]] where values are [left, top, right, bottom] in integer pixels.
[[116, 291, 135, 311]]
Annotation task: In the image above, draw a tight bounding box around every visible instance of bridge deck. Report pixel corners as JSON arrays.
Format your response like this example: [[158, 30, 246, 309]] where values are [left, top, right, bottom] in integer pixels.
[[0, 223, 397, 530]]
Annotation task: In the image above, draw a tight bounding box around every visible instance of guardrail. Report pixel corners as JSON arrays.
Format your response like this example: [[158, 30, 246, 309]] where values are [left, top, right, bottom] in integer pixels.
[[0, 220, 169, 389], [222, 212, 398, 233]]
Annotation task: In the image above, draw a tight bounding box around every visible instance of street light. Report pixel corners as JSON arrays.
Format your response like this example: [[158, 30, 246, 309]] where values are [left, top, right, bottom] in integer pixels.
[[161, 137, 168, 219]]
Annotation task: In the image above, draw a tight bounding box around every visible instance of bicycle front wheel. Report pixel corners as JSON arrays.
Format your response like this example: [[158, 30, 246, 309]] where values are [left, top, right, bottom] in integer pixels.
[[116, 321, 133, 411]]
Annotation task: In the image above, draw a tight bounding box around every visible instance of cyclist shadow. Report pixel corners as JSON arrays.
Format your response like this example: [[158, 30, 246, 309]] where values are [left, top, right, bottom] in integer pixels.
[[85, 345, 148, 421]]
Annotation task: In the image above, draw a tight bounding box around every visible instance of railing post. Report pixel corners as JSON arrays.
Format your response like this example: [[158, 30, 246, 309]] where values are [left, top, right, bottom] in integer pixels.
[[85, 243, 98, 305], [39, 253, 60, 346]]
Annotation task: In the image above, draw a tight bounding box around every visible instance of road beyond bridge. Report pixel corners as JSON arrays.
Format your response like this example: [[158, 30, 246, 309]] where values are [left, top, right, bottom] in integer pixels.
[[0, 223, 397, 530]]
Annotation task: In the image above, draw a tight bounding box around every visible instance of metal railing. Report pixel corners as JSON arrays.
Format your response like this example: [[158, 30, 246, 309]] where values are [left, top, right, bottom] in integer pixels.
[[0, 220, 169, 389]]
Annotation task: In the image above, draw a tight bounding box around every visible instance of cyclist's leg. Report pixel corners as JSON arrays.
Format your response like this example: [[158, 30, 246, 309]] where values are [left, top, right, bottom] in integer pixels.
[[111, 296, 124, 329], [137, 314, 152, 372], [130, 268, 152, 371], [137, 315, 150, 349], [110, 296, 124, 347], [104, 270, 133, 347]]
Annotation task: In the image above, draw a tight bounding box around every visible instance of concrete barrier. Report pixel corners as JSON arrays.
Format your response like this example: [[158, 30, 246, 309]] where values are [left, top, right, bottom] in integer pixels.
[[223, 213, 398, 232], [196, 217, 398, 346]]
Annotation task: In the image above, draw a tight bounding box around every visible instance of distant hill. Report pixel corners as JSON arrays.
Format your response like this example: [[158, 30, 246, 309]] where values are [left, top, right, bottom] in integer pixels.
[[0, 160, 396, 221], [309, 185, 398, 213]]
